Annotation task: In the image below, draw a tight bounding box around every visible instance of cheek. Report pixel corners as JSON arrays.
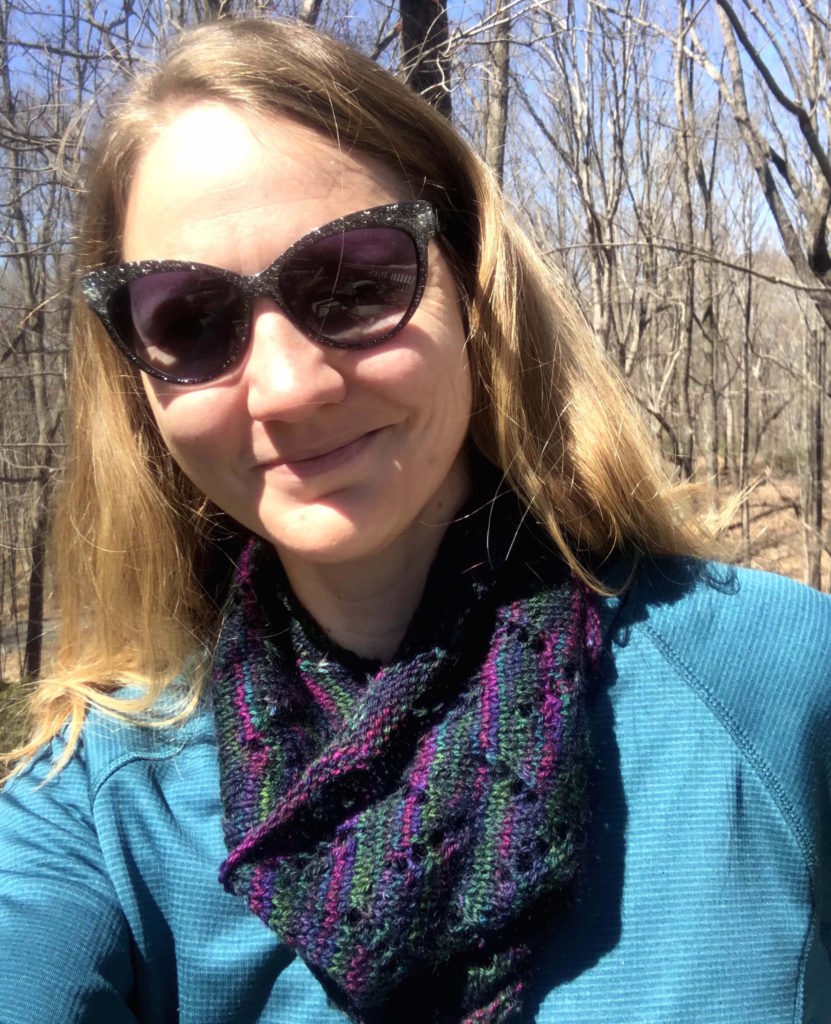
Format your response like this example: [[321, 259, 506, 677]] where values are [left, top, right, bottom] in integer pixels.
[[142, 384, 240, 466], [351, 295, 472, 415], [352, 345, 473, 452], [357, 344, 468, 388]]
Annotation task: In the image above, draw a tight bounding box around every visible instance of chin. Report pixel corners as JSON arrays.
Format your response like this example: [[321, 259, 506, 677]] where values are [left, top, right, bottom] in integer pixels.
[[253, 504, 394, 567], [242, 455, 471, 570]]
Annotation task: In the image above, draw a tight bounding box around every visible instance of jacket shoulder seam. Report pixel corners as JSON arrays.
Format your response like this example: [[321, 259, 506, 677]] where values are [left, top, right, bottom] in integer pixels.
[[640, 619, 815, 871], [88, 731, 191, 804]]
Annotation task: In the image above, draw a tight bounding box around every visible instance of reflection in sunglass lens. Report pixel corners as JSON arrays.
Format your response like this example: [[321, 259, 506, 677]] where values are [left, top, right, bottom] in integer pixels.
[[281, 227, 419, 344], [110, 271, 245, 380]]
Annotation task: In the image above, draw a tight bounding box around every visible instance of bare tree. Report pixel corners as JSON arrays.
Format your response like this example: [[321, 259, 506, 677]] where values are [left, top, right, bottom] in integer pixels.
[[483, 0, 511, 184], [673, 0, 699, 477], [399, 0, 451, 117], [688, 0, 830, 582], [299, 0, 324, 25], [2, 0, 829, 696], [0, 0, 82, 678]]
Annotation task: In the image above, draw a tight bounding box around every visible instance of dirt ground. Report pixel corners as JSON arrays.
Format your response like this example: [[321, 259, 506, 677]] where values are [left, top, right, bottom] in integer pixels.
[[723, 472, 830, 589]]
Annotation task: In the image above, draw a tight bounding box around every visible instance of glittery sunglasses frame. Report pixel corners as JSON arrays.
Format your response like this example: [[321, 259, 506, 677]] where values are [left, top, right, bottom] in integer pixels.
[[81, 200, 443, 385]]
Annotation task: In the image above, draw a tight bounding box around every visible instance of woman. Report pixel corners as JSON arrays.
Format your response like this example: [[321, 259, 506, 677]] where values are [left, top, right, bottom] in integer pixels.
[[0, 17, 828, 1024]]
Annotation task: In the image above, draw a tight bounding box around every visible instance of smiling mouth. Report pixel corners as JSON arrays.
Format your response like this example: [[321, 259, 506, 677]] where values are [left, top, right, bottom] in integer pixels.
[[261, 429, 383, 478]]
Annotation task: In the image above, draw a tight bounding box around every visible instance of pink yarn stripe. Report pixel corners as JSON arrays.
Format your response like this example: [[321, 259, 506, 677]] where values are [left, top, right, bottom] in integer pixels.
[[479, 614, 511, 754], [233, 662, 263, 744], [316, 832, 357, 962], [401, 730, 438, 848], [300, 670, 341, 723], [537, 632, 563, 783]]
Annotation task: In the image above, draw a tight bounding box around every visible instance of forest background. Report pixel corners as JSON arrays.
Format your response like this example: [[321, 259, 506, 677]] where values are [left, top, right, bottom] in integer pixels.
[[2, 0, 831, 715]]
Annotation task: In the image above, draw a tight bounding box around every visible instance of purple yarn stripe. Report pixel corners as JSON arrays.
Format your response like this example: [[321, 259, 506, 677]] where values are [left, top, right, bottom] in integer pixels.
[[249, 863, 272, 921], [232, 662, 263, 745], [537, 632, 564, 784], [401, 729, 436, 850], [479, 611, 511, 755]]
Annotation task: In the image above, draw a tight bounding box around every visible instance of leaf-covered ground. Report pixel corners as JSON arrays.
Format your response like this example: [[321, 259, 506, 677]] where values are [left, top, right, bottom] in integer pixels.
[[0, 681, 32, 766]]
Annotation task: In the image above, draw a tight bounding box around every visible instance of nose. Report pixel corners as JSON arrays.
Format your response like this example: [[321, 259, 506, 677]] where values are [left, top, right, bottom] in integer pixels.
[[243, 299, 347, 422]]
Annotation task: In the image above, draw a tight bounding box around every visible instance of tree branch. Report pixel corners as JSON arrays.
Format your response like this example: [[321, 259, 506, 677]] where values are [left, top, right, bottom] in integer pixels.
[[715, 0, 831, 191]]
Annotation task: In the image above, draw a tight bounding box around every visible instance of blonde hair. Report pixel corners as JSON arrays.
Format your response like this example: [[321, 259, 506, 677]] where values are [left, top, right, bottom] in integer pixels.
[[8, 17, 715, 774]]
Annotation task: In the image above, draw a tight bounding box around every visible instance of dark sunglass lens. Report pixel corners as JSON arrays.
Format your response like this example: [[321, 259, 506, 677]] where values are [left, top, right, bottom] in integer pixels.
[[281, 227, 419, 344], [109, 271, 245, 380]]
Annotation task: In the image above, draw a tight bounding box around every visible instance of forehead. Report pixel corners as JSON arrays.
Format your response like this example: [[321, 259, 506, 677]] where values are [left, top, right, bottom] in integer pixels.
[[121, 102, 411, 270]]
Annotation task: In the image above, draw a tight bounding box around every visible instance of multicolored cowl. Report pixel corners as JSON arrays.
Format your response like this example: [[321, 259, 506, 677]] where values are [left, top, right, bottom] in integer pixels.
[[213, 480, 601, 1024]]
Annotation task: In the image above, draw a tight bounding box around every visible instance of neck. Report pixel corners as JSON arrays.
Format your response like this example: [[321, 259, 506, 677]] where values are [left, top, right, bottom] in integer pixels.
[[278, 464, 472, 661]]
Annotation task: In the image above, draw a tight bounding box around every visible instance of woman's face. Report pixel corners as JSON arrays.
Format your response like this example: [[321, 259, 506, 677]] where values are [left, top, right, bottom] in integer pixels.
[[122, 103, 473, 568]]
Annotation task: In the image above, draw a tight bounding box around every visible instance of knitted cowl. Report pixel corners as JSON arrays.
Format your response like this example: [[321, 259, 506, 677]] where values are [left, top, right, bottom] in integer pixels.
[[213, 480, 601, 1023]]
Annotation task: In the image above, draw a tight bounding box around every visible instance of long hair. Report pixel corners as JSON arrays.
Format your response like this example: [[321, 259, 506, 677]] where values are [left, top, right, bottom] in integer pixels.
[[9, 17, 715, 773]]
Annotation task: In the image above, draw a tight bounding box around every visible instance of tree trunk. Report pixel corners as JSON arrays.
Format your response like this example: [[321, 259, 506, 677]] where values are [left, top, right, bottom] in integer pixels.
[[803, 326, 825, 588], [484, 0, 510, 185], [674, 2, 696, 479], [739, 256, 752, 561], [22, 466, 51, 681], [714, 5, 831, 337], [299, 0, 324, 25], [399, 0, 451, 118]]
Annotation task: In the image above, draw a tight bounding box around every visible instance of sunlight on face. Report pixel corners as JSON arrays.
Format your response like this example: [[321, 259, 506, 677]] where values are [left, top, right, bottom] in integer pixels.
[[124, 103, 473, 571]]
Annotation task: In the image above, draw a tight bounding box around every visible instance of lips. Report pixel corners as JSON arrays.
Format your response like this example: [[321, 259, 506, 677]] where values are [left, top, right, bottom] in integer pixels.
[[256, 428, 383, 478]]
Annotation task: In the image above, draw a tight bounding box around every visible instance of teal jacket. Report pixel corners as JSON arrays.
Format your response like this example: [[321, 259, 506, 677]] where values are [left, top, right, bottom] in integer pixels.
[[1, 560, 829, 1023]]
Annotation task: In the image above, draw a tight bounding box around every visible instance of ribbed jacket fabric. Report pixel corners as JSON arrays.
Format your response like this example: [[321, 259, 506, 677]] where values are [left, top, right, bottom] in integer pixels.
[[0, 558, 829, 1024]]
